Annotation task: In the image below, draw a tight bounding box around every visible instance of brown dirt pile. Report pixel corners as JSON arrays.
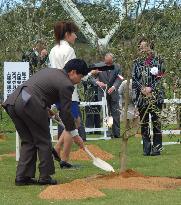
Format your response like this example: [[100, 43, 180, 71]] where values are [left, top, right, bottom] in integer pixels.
[[0, 134, 6, 141], [0, 152, 16, 158], [63, 144, 113, 161], [39, 179, 105, 200], [39, 170, 181, 200], [87, 170, 181, 191]]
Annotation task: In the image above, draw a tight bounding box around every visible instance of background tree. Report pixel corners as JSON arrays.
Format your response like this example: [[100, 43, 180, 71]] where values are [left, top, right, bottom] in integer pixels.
[[0, 0, 181, 171]]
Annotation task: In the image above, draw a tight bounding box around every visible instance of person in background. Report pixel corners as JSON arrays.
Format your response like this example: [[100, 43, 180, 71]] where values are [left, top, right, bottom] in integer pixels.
[[132, 37, 165, 156], [2, 59, 89, 186], [49, 21, 86, 169], [22, 39, 48, 75], [90, 53, 123, 138]]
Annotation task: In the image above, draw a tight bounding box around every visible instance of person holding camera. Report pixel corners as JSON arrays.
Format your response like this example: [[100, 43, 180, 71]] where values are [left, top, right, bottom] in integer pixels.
[[90, 53, 123, 138]]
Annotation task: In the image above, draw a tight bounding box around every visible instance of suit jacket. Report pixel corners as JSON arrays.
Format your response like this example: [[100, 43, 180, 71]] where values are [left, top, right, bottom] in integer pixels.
[[132, 54, 165, 107], [3, 68, 76, 131], [91, 63, 123, 101]]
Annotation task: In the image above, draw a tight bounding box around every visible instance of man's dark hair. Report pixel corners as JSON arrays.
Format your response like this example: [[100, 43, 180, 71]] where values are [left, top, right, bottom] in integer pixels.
[[64, 59, 89, 76], [138, 36, 155, 50], [54, 21, 79, 44]]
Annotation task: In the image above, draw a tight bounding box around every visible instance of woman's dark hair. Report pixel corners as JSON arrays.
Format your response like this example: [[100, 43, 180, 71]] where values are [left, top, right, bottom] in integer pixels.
[[54, 21, 79, 44], [64, 59, 89, 76], [138, 37, 155, 50]]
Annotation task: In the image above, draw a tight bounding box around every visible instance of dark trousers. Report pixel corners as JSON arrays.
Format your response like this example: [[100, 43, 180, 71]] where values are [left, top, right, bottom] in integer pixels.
[[6, 95, 55, 178], [138, 105, 162, 155]]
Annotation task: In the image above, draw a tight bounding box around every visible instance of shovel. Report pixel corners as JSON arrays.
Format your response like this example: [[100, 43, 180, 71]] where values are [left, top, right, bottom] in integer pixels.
[[51, 116, 115, 172], [84, 147, 115, 172]]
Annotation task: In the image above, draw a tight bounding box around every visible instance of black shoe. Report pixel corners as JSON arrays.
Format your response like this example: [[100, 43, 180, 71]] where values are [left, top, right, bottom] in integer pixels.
[[38, 176, 57, 185], [15, 177, 37, 186], [52, 148, 61, 162], [114, 135, 120, 138], [150, 152, 160, 156], [143, 153, 150, 156], [60, 161, 80, 170]]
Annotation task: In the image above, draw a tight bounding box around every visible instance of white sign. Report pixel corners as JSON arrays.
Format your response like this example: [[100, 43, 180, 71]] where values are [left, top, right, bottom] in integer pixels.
[[4, 62, 29, 101]]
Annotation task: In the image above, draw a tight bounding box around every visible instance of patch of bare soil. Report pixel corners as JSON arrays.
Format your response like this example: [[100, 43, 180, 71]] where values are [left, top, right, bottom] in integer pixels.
[[39, 170, 181, 200], [39, 179, 105, 200], [0, 152, 16, 158], [64, 144, 113, 161]]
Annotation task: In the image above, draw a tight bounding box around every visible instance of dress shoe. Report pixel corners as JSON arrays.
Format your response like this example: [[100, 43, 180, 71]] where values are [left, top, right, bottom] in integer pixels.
[[150, 151, 160, 156], [60, 161, 80, 170], [15, 177, 37, 186], [143, 153, 150, 156], [38, 176, 57, 185], [113, 135, 120, 138], [52, 148, 61, 162]]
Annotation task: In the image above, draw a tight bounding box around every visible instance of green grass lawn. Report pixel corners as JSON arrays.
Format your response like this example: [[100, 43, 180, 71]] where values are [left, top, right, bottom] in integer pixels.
[[0, 132, 181, 205]]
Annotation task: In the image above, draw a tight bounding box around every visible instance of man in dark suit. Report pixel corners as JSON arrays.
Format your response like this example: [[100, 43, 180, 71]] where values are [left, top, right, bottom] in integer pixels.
[[91, 53, 123, 138], [132, 37, 165, 156], [2, 59, 89, 186]]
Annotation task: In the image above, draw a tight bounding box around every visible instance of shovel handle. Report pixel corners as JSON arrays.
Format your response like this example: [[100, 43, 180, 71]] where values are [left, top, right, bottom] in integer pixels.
[[84, 147, 96, 160]]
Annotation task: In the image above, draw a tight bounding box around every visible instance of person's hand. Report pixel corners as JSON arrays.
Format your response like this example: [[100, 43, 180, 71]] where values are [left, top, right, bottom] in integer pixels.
[[73, 136, 85, 150], [96, 81, 107, 88], [40, 49, 48, 58], [90, 69, 101, 75], [141, 86, 152, 96], [107, 86, 115, 94], [47, 108, 55, 118]]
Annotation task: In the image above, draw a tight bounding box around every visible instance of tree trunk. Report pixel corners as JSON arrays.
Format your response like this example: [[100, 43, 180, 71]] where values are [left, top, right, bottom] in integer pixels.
[[120, 122, 129, 172], [120, 67, 131, 173]]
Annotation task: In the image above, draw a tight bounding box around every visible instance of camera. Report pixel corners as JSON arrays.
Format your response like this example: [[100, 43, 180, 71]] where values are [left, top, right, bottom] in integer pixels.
[[89, 62, 114, 72]]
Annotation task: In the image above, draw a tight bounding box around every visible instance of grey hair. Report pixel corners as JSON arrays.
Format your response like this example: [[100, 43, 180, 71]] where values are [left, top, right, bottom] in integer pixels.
[[105, 52, 114, 60]]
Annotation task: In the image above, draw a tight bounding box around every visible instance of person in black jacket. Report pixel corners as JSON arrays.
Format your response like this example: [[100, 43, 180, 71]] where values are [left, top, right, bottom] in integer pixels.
[[132, 37, 165, 156], [22, 40, 48, 75]]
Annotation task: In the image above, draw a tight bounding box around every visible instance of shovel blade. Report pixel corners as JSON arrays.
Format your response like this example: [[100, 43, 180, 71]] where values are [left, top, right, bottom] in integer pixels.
[[93, 157, 115, 172]]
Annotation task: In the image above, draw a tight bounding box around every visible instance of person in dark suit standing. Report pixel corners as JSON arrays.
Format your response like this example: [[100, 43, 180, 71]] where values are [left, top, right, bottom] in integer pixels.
[[91, 53, 123, 138], [2, 59, 89, 186], [132, 37, 165, 156]]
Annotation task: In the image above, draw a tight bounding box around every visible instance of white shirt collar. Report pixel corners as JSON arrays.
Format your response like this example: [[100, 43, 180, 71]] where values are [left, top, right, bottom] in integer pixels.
[[59, 40, 70, 46]]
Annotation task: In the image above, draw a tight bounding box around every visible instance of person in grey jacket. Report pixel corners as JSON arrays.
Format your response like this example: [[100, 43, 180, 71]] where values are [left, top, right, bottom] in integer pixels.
[[2, 59, 89, 186], [91, 53, 123, 138]]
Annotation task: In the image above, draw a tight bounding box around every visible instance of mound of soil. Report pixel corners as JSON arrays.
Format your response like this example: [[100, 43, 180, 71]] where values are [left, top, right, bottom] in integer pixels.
[[64, 144, 113, 161], [39, 179, 105, 200], [0, 152, 16, 158], [39, 170, 181, 200], [0, 134, 6, 141]]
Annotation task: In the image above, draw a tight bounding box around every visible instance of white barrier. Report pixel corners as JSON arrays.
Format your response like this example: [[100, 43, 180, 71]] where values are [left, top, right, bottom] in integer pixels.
[[50, 91, 111, 142]]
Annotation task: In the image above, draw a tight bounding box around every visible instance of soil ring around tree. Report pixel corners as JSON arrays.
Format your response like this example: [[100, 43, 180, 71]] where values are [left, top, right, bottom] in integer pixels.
[[39, 169, 181, 200]]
